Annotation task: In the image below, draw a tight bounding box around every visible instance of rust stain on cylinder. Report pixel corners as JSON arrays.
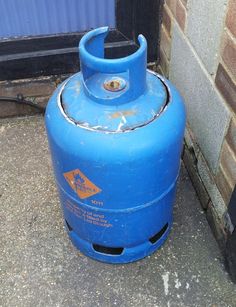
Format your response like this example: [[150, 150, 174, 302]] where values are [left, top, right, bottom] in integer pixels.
[[110, 110, 137, 119]]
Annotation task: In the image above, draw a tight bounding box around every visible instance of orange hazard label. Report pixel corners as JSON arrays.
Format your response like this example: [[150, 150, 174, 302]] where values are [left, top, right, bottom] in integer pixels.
[[63, 169, 101, 199]]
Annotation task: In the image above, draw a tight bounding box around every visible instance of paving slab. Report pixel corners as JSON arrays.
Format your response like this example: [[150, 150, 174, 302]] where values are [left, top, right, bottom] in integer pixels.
[[1, 115, 236, 307]]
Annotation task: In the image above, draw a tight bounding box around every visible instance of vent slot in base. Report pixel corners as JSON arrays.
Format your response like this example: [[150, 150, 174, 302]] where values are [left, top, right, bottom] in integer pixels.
[[93, 244, 124, 255], [149, 223, 169, 244]]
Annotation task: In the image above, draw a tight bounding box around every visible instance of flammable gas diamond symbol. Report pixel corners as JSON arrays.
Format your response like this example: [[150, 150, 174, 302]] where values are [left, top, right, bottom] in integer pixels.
[[63, 169, 101, 199]]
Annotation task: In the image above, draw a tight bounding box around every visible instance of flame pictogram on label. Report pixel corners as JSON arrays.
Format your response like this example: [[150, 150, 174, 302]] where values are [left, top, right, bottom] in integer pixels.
[[63, 169, 101, 199]]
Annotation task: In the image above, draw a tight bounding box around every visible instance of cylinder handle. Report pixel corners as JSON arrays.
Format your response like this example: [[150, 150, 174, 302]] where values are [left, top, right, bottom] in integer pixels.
[[79, 27, 147, 104]]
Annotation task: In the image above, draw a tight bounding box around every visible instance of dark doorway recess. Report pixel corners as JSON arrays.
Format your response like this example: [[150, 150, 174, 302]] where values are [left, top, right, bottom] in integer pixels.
[[0, 0, 163, 81]]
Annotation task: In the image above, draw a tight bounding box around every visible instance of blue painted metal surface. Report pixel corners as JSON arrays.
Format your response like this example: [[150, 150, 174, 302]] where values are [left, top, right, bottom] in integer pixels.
[[45, 27, 186, 263], [0, 0, 115, 39]]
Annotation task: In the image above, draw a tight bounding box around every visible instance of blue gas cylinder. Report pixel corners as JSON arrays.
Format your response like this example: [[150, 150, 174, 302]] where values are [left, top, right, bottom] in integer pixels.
[[45, 27, 186, 263]]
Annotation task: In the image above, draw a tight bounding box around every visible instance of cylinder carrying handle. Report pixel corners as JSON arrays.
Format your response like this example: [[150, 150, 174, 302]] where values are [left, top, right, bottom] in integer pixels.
[[79, 27, 147, 103]]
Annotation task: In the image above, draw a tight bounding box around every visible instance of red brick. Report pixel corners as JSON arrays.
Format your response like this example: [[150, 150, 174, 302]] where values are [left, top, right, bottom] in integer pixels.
[[165, 0, 176, 16], [222, 31, 236, 80], [180, 0, 188, 7], [176, 0, 186, 31], [165, 0, 186, 32], [160, 25, 171, 59], [159, 48, 170, 77], [215, 63, 236, 114], [216, 165, 234, 205], [162, 5, 172, 36], [183, 146, 210, 209], [220, 141, 236, 187], [226, 118, 236, 155], [226, 0, 236, 38], [155, 65, 164, 75], [206, 202, 227, 249]]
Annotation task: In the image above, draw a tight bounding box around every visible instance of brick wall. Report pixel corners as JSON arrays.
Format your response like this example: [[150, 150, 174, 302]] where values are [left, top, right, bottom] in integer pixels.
[[216, 0, 236, 207], [160, 0, 236, 240]]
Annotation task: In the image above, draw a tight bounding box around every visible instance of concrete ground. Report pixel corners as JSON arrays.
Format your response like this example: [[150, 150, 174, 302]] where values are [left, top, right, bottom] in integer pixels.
[[1, 115, 236, 307]]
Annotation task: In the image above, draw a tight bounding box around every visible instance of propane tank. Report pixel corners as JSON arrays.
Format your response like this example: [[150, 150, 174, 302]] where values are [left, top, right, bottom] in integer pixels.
[[45, 27, 186, 263]]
